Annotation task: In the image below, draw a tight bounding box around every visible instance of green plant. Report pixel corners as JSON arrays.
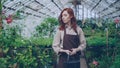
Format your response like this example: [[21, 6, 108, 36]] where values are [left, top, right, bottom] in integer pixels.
[[35, 17, 58, 38], [15, 46, 37, 68], [30, 37, 53, 47], [0, 58, 7, 68], [110, 55, 120, 68]]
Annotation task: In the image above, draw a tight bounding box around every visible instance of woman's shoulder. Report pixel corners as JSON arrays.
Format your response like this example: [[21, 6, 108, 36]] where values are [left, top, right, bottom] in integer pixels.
[[76, 25, 84, 35], [76, 25, 82, 31], [56, 27, 64, 33]]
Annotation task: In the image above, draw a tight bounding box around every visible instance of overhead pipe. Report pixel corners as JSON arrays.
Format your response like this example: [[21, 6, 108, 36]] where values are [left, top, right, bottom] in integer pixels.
[[34, 0, 52, 17], [112, 15, 120, 18], [93, 0, 119, 18], [34, 0, 45, 7], [51, 0, 62, 11], [102, 9, 120, 18], [3, 5, 41, 18], [98, 0, 119, 14], [91, 0, 102, 11]]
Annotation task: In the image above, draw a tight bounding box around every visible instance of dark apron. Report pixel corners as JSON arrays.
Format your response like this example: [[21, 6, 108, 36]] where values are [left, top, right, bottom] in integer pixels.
[[57, 29, 80, 68]]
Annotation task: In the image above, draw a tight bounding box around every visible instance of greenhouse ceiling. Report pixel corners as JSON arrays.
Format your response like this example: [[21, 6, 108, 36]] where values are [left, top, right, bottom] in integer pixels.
[[1, 0, 120, 20]]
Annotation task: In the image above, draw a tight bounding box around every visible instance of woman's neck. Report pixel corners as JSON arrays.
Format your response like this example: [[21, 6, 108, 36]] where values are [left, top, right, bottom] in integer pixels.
[[66, 21, 71, 26]]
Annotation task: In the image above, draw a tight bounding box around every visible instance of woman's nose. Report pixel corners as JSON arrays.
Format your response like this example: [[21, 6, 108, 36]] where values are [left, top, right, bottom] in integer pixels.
[[62, 17, 64, 20]]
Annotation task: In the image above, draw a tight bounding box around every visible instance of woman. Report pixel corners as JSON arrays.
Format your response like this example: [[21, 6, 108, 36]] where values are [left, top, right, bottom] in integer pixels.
[[52, 8, 86, 68]]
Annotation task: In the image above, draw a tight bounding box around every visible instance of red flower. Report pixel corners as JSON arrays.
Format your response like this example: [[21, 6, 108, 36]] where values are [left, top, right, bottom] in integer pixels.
[[92, 60, 99, 66], [6, 15, 13, 24]]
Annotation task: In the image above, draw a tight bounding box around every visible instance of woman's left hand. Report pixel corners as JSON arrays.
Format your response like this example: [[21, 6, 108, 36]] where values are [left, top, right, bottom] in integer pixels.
[[70, 48, 77, 55]]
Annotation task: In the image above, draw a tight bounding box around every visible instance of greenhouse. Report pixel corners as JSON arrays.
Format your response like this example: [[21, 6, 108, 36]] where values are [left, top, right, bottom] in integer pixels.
[[0, 0, 120, 68]]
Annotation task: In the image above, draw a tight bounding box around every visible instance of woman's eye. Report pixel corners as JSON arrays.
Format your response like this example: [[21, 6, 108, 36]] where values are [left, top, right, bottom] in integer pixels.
[[65, 14, 67, 16], [63, 14, 67, 17]]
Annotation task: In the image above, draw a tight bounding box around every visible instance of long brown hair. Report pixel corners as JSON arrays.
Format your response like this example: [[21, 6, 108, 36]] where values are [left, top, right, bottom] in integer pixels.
[[58, 8, 77, 32]]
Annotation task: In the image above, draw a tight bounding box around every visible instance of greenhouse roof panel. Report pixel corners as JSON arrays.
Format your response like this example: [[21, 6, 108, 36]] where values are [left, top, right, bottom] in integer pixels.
[[2, 0, 120, 19]]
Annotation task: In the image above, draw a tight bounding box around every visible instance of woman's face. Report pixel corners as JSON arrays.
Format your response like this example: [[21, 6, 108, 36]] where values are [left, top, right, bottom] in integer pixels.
[[62, 11, 71, 24]]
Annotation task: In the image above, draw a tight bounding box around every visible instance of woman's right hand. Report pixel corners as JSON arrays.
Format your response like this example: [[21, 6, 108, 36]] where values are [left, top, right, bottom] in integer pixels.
[[64, 50, 72, 55], [59, 49, 71, 55]]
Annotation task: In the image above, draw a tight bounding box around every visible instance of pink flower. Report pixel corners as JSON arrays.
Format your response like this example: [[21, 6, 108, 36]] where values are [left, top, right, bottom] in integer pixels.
[[92, 60, 99, 66], [114, 19, 119, 24]]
